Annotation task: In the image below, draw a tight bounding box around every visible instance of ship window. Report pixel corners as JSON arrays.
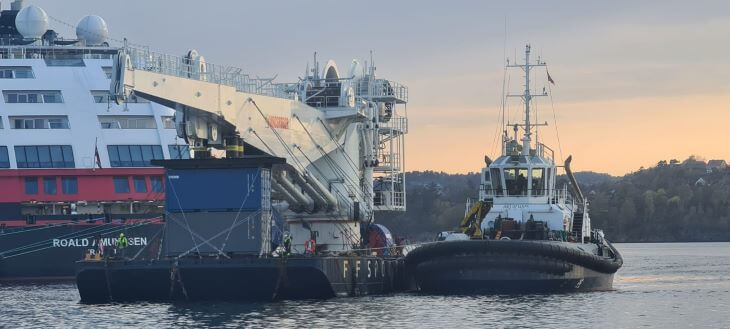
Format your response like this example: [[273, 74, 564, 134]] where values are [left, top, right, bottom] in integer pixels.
[[116, 145, 132, 166], [546, 168, 552, 192], [3, 91, 63, 104], [0, 117, 3, 129], [43, 177, 57, 195], [50, 146, 64, 168], [14, 145, 74, 168], [91, 91, 111, 104], [490, 168, 503, 196], [44, 58, 86, 67], [113, 176, 130, 193], [11, 116, 70, 129], [37, 146, 52, 168], [61, 146, 74, 167], [133, 176, 147, 193], [62, 177, 78, 194], [0, 146, 8, 168], [169, 145, 190, 159], [24, 146, 39, 168], [150, 176, 164, 192], [504, 168, 528, 196], [0, 66, 34, 79], [25, 177, 38, 195], [531, 168, 545, 196], [152, 146, 164, 160], [102, 66, 113, 79], [107, 145, 163, 167], [99, 116, 156, 129], [129, 146, 143, 164], [161, 116, 176, 129], [140, 145, 155, 163]]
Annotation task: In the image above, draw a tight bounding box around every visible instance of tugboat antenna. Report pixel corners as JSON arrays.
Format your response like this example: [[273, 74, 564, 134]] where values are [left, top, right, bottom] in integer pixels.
[[506, 44, 547, 156]]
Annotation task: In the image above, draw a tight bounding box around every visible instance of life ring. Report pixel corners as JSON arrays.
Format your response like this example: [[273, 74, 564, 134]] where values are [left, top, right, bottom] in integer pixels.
[[305, 239, 316, 254]]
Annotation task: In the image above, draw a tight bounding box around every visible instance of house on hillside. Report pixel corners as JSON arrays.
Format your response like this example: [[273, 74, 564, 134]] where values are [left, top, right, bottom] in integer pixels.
[[695, 177, 707, 186], [707, 160, 727, 173]]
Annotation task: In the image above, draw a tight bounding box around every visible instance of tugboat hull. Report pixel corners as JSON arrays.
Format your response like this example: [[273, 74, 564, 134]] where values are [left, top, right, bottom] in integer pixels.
[[405, 240, 622, 294], [76, 256, 402, 303]]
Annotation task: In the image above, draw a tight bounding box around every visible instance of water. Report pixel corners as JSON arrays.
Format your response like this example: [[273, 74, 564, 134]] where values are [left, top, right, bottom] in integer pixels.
[[1, 243, 728, 328]]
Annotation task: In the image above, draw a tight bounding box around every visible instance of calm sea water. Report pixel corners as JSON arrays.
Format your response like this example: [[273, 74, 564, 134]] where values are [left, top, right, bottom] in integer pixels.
[[1, 243, 728, 329]]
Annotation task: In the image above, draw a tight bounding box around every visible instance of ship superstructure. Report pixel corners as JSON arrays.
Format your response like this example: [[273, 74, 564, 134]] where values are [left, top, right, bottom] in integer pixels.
[[0, 1, 190, 225], [475, 44, 588, 241]]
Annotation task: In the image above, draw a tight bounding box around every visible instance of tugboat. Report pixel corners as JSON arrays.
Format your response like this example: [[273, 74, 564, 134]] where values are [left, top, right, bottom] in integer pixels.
[[404, 44, 622, 294]]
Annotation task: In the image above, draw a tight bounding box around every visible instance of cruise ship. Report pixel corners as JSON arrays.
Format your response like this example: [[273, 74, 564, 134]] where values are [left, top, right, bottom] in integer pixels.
[[0, 0, 187, 280], [1, 1, 409, 286]]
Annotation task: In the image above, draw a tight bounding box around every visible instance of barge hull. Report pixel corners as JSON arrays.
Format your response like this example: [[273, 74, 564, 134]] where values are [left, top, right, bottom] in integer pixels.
[[76, 256, 402, 303]]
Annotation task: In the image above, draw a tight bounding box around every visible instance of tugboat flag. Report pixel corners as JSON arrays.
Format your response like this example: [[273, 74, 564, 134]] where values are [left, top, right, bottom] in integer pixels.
[[547, 70, 555, 85]]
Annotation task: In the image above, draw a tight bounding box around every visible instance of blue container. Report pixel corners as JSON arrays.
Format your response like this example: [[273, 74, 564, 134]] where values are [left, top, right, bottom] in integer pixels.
[[165, 168, 263, 213]]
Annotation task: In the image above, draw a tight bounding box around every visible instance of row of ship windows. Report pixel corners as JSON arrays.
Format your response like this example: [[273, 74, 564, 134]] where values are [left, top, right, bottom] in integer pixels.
[[23, 175, 164, 195], [1, 90, 149, 104], [0, 115, 175, 130], [0, 145, 190, 169], [0, 66, 112, 80]]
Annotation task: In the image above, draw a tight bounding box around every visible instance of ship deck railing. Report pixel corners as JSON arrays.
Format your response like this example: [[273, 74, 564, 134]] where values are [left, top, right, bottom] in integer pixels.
[[535, 142, 555, 163], [0, 45, 117, 60]]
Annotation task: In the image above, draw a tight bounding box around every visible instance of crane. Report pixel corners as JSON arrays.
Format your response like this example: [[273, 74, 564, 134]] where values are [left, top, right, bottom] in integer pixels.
[[109, 45, 409, 253]]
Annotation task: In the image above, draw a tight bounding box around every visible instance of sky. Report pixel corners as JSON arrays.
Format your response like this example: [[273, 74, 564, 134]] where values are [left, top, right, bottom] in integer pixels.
[[22, 0, 730, 176]]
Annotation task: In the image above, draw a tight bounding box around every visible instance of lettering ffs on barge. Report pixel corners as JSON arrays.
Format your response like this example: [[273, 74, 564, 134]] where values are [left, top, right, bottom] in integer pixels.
[[52, 237, 148, 248]]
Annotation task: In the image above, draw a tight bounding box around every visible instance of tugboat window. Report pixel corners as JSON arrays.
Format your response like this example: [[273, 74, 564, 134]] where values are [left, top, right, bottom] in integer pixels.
[[490, 168, 503, 196], [531, 168, 545, 196], [505, 168, 528, 196], [546, 168, 552, 193]]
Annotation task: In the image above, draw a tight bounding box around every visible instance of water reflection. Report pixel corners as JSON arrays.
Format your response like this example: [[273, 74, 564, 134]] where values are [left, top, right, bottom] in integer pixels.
[[0, 243, 728, 329]]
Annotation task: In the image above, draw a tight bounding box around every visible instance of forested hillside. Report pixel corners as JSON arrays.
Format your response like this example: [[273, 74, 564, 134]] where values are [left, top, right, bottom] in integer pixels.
[[378, 157, 730, 242]]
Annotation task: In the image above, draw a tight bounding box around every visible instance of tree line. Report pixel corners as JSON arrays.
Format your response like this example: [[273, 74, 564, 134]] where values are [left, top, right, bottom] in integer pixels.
[[377, 156, 730, 242]]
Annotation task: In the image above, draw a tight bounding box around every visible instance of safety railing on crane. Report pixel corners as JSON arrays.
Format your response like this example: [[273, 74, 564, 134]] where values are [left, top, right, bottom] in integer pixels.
[[380, 116, 408, 134], [121, 45, 293, 99]]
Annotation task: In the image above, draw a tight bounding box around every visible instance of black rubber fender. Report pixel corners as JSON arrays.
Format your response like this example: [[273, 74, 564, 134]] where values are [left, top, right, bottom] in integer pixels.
[[405, 240, 622, 274]]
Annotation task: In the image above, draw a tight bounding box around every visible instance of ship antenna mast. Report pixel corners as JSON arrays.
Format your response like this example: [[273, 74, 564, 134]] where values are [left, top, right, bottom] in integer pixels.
[[507, 44, 547, 156]]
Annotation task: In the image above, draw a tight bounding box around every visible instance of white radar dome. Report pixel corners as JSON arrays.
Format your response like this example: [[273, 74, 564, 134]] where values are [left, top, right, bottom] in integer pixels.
[[76, 15, 109, 45], [15, 5, 49, 39]]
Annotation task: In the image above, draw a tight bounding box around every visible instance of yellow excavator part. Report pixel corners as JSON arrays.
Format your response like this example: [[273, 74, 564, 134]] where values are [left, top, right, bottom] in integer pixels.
[[460, 201, 491, 238]]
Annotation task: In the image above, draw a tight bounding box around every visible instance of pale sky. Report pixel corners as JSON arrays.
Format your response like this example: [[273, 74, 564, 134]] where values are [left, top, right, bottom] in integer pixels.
[[24, 0, 730, 175]]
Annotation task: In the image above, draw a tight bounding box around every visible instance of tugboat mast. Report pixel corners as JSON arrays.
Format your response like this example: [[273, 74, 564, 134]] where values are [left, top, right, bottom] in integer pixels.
[[507, 44, 546, 156]]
